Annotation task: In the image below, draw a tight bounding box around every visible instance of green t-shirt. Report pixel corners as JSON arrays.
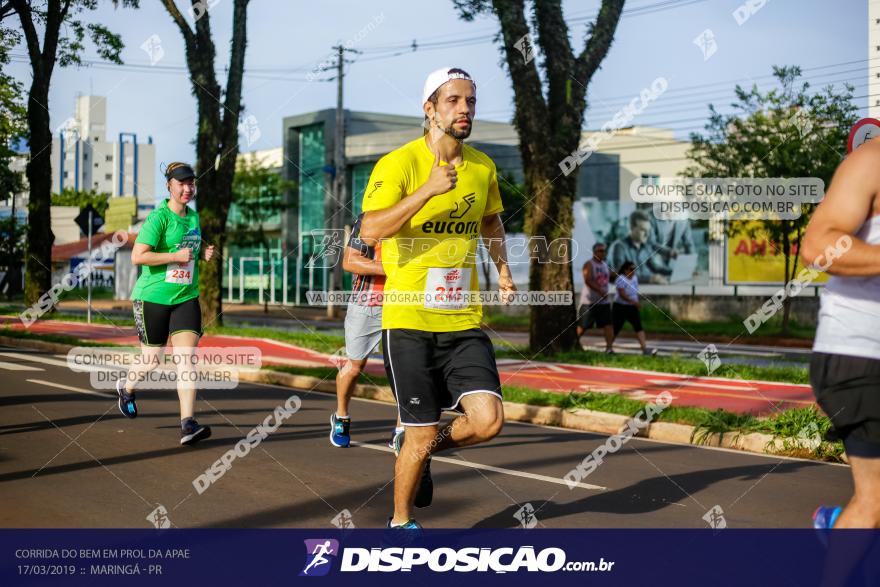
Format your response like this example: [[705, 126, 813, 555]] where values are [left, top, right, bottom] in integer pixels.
[[131, 200, 202, 305]]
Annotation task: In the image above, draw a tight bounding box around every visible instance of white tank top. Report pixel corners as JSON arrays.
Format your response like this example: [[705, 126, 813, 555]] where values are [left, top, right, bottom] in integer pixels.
[[813, 214, 880, 359], [579, 258, 611, 306]]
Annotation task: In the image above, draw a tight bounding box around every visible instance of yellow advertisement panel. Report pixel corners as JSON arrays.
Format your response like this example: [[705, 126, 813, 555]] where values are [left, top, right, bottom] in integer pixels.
[[104, 196, 138, 233], [725, 221, 829, 285]]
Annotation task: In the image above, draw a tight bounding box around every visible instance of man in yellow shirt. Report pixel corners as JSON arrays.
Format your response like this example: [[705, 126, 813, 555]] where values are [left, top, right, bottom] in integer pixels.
[[361, 67, 516, 530]]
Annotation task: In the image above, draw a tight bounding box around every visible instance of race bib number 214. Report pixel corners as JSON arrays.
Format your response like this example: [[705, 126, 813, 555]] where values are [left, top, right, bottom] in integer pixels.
[[425, 267, 471, 309]]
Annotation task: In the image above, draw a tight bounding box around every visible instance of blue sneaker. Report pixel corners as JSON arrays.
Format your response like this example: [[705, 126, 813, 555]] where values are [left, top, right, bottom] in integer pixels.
[[180, 419, 211, 446], [388, 427, 404, 449], [387, 518, 422, 530], [813, 506, 842, 529], [330, 413, 351, 448], [116, 379, 137, 419], [383, 517, 423, 547], [392, 429, 433, 509]]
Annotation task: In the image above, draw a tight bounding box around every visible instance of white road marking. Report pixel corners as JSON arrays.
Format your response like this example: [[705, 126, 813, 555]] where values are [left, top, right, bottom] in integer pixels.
[[25, 379, 115, 398], [351, 441, 606, 491], [646, 378, 756, 392], [0, 351, 121, 374], [0, 360, 44, 371]]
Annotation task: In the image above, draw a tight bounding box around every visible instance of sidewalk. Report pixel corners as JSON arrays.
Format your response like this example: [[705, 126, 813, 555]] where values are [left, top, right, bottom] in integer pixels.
[[1, 315, 815, 416]]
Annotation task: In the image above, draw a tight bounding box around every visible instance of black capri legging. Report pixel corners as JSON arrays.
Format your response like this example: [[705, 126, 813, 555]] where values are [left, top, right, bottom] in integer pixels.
[[133, 298, 202, 346], [612, 302, 643, 336]]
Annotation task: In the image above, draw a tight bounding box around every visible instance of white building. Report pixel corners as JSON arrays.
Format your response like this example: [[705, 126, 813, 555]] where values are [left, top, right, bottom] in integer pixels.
[[52, 95, 156, 208]]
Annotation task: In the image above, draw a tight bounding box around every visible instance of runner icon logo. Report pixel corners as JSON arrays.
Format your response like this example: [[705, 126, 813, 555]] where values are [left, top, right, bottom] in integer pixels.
[[449, 193, 476, 218], [300, 539, 339, 577]]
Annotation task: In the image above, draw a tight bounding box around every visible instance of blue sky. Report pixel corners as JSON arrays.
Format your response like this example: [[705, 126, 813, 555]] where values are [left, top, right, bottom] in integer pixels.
[[7, 0, 870, 201]]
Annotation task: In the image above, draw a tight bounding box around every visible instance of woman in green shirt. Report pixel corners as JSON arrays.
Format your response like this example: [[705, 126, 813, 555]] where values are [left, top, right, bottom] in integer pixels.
[[117, 162, 215, 445]]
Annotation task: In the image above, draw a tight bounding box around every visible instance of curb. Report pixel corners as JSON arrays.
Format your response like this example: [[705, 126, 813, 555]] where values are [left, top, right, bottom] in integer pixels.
[[0, 334, 832, 461]]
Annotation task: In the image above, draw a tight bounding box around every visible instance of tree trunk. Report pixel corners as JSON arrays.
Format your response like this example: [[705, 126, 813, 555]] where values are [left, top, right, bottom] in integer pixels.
[[525, 160, 579, 354], [780, 224, 791, 336], [23, 80, 52, 306], [163, 0, 248, 328], [484, 0, 624, 354]]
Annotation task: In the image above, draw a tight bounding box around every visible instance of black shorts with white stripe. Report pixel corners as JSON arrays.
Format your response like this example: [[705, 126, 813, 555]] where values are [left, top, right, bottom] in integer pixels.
[[382, 328, 502, 426]]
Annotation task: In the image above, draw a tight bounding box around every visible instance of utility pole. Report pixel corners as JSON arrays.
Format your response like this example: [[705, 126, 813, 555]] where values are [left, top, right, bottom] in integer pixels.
[[327, 44, 358, 318]]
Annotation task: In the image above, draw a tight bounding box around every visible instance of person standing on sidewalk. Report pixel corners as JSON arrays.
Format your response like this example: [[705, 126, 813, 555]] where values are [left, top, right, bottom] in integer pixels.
[[805, 139, 880, 529], [576, 242, 615, 353], [360, 67, 515, 530], [116, 162, 214, 446], [330, 213, 402, 448], [610, 261, 655, 356]]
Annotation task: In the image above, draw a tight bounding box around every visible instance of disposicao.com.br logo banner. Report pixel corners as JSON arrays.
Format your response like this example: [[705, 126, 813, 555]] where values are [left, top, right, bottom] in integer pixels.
[[299, 537, 611, 576]]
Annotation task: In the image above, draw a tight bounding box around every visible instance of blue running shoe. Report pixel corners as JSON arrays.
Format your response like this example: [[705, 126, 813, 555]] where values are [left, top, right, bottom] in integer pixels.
[[391, 429, 433, 508], [180, 418, 211, 446], [383, 517, 423, 547], [116, 379, 137, 419], [813, 506, 842, 529], [392, 428, 405, 456], [388, 427, 404, 449], [387, 518, 422, 530], [330, 413, 351, 448]]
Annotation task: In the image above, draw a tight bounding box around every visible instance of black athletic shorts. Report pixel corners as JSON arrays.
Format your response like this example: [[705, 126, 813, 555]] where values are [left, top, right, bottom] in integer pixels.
[[132, 298, 202, 346], [578, 303, 611, 329], [811, 352, 880, 457], [612, 303, 643, 335], [382, 328, 502, 426]]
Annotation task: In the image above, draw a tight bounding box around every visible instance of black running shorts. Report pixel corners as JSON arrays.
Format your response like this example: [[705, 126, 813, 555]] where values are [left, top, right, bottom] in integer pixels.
[[382, 328, 502, 426], [133, 298, 202, 346], [578, 303, 612, 329], [811, 352, 880, 457], [612, 303, 643, 335]]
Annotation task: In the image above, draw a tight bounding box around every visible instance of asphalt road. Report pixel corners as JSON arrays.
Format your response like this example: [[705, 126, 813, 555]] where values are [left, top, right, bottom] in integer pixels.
[[0, 345, 852, 529]]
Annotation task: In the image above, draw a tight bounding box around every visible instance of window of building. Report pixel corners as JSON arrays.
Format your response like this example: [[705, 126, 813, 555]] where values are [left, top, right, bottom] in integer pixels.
[[641, 173, 660, 187], [105, 174, 112, 180], [105, 155, 112, 162]]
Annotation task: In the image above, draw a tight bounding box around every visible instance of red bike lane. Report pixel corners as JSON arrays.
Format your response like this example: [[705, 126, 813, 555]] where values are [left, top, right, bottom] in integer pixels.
[[1, 317, 814, 415]]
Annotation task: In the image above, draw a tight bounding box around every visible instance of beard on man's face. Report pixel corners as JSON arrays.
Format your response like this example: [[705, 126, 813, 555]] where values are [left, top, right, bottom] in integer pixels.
[[439, 116, 472, 140]]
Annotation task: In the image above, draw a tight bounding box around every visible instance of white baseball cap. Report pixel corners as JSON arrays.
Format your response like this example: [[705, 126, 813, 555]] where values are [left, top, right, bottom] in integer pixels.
[[422, 67, 476, 105]]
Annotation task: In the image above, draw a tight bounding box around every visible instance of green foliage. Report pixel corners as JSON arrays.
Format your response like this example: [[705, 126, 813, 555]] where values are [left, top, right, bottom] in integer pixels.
[[0, 27, 26, 204], [51, 188, 111, 216], [0, 216, 26, 271], [497, 172, 527, 233], [228, 155, 294, 250], [686, 66, 859, 287]]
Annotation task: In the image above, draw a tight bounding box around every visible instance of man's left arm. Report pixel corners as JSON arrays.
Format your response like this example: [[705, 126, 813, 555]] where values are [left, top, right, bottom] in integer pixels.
[[480, 213, 516, 298]]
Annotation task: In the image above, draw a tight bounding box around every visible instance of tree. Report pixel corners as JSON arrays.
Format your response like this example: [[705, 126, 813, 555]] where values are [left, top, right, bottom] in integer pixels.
[[685, 66, 857, 334], [51, 187, 110, 216], [454, 0, 625, 353], [228, 155, 293, 313], [0, 27, 26, 205], [6, 0, 137, 306], [0, 26, 27, 297], [498, 171, 527, 234], [161, 0, 250, 327]]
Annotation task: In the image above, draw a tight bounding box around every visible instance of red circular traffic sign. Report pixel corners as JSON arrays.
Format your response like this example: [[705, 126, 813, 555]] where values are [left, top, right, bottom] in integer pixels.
[[848, 118, 880, 153]]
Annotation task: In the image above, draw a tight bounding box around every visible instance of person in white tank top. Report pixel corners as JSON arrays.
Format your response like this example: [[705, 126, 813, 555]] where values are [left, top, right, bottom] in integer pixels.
[[802, 138, 880, 529], [576, 242, 615, 352]]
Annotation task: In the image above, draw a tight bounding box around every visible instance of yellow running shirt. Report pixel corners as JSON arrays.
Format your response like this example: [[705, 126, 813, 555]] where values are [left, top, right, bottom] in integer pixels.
[[361, 136, 503, 332]]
